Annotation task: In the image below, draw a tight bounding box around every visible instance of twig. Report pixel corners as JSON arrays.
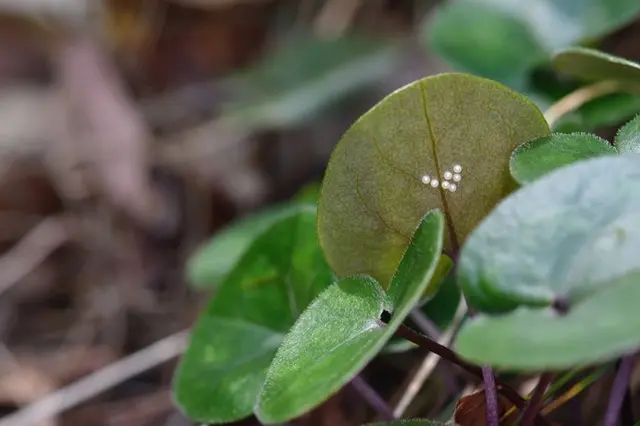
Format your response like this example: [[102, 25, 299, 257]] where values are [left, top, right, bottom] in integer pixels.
[[0, 216, 68, 298], [604, 354, 636, 426], [543, 80, 622, 128], [482, 366, 499, 426], [0, 330, 188, 426], [393, 324, 526, 409], [350, 375, 396, 421], [393, 300, 466, 417], [409, 309, 441, 338], [520, 373, 554, 426]]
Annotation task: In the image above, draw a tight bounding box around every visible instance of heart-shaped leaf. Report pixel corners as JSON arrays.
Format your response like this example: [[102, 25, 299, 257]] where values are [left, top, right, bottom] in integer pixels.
[[552, 47, 640, 86], [616, 114, 640, 153], [173, 206, 334, 423], [456, 269, 640, 370], [317, 73, 549, 288], [458, 154, 640, 313], [256, 210, 444, 424], [425, 0, 640, 88], [509, 133, 616, 184]]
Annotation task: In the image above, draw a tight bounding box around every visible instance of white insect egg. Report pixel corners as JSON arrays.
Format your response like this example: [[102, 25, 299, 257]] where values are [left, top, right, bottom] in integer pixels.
[[430, 179, 439, 188], [453, 164, 462, 173], [443, 171, 453, 180], [448, 183, 457, 192], [421, 175, 431, 185], [441, 181, 450, 189], [453, 173, 462, 182]]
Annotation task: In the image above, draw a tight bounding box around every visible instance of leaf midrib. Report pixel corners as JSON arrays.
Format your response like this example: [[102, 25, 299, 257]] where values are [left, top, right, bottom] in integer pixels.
[[418, 81, 460, 252]]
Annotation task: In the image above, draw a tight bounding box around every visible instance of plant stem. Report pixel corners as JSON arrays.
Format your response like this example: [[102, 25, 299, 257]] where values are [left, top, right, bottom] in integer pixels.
[[482, 366, 500, 426], [604, 354, 636, 426], [350, 375, 396, 421], [520, 373, 554, 426], [394, 324, 525, 408], [543, 80, 622, 128]]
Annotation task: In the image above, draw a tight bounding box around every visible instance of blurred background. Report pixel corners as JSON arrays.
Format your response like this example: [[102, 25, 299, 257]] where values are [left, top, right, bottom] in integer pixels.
[[0, 1, 640, 425]]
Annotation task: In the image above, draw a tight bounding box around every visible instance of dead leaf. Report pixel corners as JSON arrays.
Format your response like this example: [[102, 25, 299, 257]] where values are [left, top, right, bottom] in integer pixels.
[[54, 35, 167, 231], [454, 389, 519, 426]]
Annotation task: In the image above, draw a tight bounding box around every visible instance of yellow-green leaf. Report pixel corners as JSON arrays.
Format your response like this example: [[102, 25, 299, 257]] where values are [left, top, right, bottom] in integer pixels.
[[317, 73, 549, 288]]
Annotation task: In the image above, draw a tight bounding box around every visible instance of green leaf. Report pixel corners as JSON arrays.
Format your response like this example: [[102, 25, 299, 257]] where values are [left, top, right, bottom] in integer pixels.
[[509, 132, 616, 184], [425, 0, 640, 88], [317, 73, 549, 288], [458, 154, 640, 312], [186, 203, 308, 290], [616, 114, 640, 153], [174, 207, 335, 423], [384, 272, 461, 354], [420, 271, 461, 328], [187, 180, 320, 290], [425, 2, 545, 87], [421, 254, 454, 301], [552, 47, 640, 86], [295, 180, 322, 203], [456, 269, 640, 370], [256, 210, 445, 424], [221, 36, 399, 130], [553, 93, 640, 133]]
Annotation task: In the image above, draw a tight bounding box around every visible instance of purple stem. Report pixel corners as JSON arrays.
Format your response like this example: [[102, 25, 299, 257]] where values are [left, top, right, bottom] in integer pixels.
[[350, 375, 396, 421], [482, 366, 500, 426], [604, 354, 636, 426]]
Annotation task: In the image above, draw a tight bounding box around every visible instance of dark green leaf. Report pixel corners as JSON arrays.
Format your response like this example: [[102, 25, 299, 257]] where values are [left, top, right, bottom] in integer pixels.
[[174, 207, 334, 423], [458, 154, 640, 312], [384, 271, 461, 354], [509, 132, 616, 184], [552, 47, 640, 86], [456, 270, 640, 370], [186, 203, 308, 290], [187, 180, 321, 290], [317, 73, 549, 289], [420, 270, 461, 329], [425, 0, 640, 87], [256, 210, 444, 424], [616, 114, 640, 153], [221, 36, 399, 129], [421, 254, 454, 301]]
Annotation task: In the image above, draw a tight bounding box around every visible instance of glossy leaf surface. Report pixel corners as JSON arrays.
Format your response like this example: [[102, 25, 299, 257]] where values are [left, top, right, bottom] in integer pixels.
[[256, 210, 444, 423], [174, 207, 334, 423], [318, 73, 549, 288]]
